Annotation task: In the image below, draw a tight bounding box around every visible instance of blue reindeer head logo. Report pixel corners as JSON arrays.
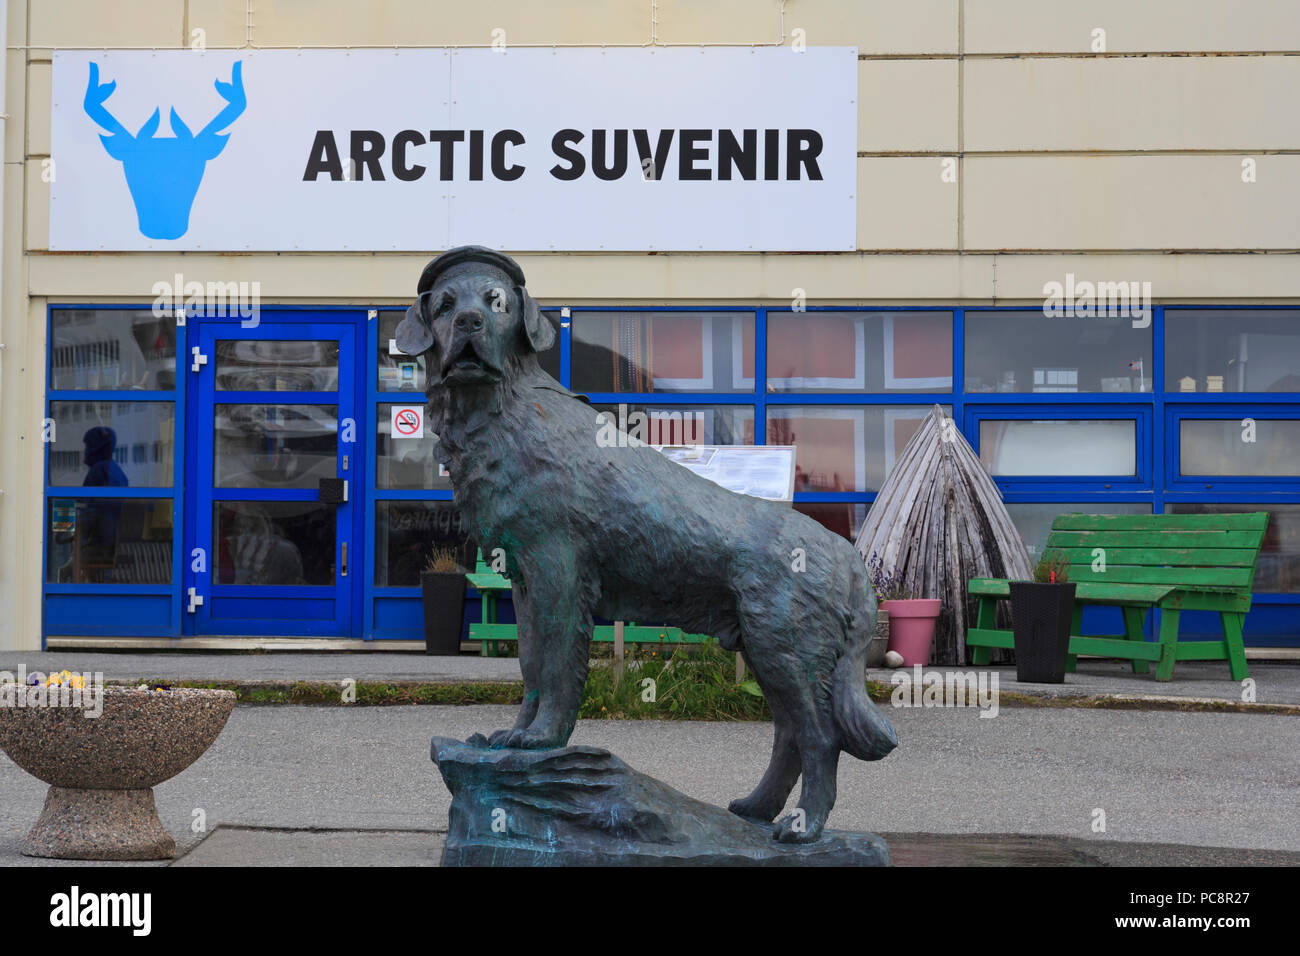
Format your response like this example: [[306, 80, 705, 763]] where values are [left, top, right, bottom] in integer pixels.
[[84, 61, 246, 240]]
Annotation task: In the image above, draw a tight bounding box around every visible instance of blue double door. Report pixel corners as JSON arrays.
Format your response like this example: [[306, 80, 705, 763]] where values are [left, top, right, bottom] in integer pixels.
[[185, 314, 365, 636]]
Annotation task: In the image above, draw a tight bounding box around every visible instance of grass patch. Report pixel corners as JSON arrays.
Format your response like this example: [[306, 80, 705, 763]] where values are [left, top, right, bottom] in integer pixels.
[[579, 641, 771, 721]]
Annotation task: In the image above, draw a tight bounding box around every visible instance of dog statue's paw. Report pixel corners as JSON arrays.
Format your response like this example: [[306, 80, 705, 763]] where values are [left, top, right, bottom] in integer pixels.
[[727, 796, 779, 823], [772, 810, 826, 844], [464, 732, 490, 748], [487, 727, 566, 749]]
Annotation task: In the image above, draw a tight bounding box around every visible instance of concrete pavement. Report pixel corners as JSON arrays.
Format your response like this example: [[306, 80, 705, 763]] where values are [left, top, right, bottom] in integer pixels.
[[1, 703, 1296, 866], [1, 651, 1297, 709]]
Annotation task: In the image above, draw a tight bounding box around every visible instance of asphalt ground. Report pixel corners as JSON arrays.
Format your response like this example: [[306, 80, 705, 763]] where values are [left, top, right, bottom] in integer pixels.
[[1, 703, 1295, 866]]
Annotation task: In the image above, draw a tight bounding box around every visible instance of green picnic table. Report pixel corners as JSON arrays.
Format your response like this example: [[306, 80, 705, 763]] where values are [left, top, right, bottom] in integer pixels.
[[966, 512, 1269, 681]]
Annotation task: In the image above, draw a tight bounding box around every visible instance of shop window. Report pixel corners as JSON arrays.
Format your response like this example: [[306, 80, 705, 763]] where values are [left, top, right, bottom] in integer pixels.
[[767, 311, 952, 392], [50, 309, 176, 390], [1166, 504, 1300, 593], [979, 419, 1137, 477], [1005, 502, 1152, 559], [795, 502, 869, 541], [572, 312, 755, 393], [1179, 418, 1300, 476], [46, 498, 172, 584], [1165, 309, 1300, 393], [767, 405, 948, 494], [964, 310, 1153, 394], [214, 404, 338, 489], [377, 312, 429, 392], [374, 501, 474, 587], [214, 501, 335, 586], [46, 402, 174, 487], [214, 340, 339, 391], [376, 404, 451, 490], [591, 403, 755, 446]]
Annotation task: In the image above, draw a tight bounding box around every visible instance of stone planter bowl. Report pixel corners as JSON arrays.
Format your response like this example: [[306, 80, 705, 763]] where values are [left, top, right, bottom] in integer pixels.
[[0, 686, 236, 860]]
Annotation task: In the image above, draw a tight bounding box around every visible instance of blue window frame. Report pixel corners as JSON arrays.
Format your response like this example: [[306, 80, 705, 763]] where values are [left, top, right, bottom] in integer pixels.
[[41, 303, 1300, 647]]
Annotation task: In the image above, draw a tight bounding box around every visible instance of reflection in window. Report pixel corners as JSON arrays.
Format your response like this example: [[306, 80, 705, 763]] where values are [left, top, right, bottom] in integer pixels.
[[572, 312, 755, 393], [214, 340, 339, 391], [1165, 309, 1300, 393], [215, 501, 335, 585], [47, 403, 174, 487], [1005, 503, 1152, 559], [767, 312, 952, 392], [378, 311, 429, 392], [50, 310, 177, 390], [46, 498, 172, 584], [214, 404, 337, 489], [1180, 419, 1300, 476], [1166, 504, 1300, 593], [979, 420, 1137, 477], [795, 502, 869, 542], [375, 501, 474, 587], [965, 311, 1152, 394], [591, 404, 755, 446], [767, 405, 947, 494], [376, 404, 449, 490]]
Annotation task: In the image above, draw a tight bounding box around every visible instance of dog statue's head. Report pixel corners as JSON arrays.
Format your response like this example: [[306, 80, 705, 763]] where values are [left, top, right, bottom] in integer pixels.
[[395, 246, 555, 389]]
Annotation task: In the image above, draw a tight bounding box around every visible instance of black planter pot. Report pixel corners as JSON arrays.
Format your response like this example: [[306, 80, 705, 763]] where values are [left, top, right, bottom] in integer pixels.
[[421, 571, 467, 656], [1009, 581, 1076, 683]]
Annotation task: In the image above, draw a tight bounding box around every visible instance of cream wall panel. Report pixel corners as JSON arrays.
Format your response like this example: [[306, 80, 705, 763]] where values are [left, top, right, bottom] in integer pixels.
[[252, 0, 649, 47], [966, 56, 1300, 151], [29, 0, 183, 49], [857, 157, 957, 249], [27, 62, 51, 157], [656, 0, 957, 54], [859, 59, 957, 152], [964, 155, 1300, 250], [186, 0, 252, 48], [966, 0, 1300, 53], [26, 160, 49, 251], [988, 253, 1300, 302], [27, 251, 1300, 304]]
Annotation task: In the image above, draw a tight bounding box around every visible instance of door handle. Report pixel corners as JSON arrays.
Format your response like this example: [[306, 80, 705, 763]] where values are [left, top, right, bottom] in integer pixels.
[[341, 542, 348, 578]]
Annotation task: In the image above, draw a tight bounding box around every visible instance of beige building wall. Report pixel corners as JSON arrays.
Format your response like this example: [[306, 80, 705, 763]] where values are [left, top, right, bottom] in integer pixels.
[[3, 0, 1299, 649]]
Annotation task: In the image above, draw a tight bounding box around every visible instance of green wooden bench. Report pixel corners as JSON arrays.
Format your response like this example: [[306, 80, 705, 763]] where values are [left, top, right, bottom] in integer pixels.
[[465, 550, 712, 656], [967, 512, 1269, 681]]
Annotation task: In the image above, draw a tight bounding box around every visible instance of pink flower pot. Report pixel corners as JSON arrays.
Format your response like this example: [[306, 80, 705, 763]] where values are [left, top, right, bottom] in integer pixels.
[[879, 599, 941, 666]]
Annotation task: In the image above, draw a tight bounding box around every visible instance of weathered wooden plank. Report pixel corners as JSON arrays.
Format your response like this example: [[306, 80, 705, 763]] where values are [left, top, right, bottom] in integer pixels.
[[1051, 512, 1268, 531], [1050, 547, 1259, 568]]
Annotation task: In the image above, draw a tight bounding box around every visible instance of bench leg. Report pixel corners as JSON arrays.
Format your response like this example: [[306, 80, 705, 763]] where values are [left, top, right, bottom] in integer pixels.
[[1122, 606, 1150, 675], [1221, 612, 1249, 682], [969, 597, 995, 666], [1065, 605, 1083, 672], [1154, 609, 1181, 682]]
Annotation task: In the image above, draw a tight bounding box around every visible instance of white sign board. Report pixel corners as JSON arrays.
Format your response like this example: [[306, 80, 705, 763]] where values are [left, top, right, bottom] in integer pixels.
[[390, 405, 424, 440], [50, 48, 857, 252], [654, 445, 796, 503]]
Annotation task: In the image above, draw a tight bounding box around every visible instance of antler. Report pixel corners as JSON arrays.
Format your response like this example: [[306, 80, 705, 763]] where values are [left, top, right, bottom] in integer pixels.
[[83, 62, 131, 138], [197, 61, 246, 141]]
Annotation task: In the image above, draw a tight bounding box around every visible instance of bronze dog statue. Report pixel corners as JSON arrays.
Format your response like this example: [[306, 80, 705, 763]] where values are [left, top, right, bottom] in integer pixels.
[[397, 246, 897, 842]]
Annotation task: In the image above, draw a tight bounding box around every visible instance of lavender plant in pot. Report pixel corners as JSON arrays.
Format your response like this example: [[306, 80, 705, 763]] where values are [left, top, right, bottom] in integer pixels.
[[1009, 549, 1077, 683], [868, 553, 941, 667], [421, 547, 467, 656]]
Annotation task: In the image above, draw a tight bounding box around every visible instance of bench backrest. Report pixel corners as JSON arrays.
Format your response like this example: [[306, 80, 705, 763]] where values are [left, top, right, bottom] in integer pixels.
[[1045, 513, 1269, 592]]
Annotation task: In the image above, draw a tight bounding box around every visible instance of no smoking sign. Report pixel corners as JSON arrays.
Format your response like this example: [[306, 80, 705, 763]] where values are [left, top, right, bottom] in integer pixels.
[[390, 405, 424, 439]]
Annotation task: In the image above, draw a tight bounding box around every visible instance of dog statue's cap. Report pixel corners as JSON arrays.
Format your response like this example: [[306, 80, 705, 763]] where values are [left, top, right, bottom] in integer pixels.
[[417, 246, 526, 295]]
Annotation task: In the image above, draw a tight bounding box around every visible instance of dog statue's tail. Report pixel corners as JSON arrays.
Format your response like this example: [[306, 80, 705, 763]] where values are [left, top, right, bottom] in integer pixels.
[[832, 629, 898, 762]]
